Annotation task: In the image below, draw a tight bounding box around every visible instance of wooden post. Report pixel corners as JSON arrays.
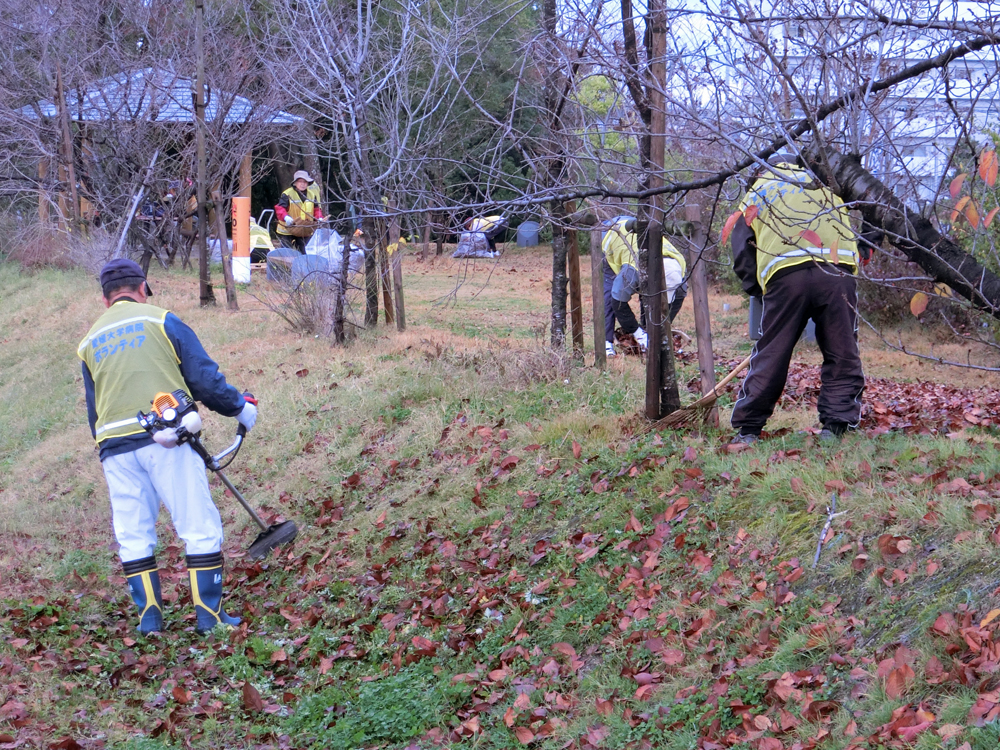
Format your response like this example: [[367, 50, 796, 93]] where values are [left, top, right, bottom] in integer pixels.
[[566, 205, 584, 361], [389, 205, 406, 331], [212, 190, 239, 310], [363, 217, 379, 327], [194, 0, 215, 307], [591, 228, 606, 368], [685, 204, 718, 427], [377, 218, 395, 325], [239, 154, 252, 199], [645, 223, 665, 420], [422, 212, 431, 262]]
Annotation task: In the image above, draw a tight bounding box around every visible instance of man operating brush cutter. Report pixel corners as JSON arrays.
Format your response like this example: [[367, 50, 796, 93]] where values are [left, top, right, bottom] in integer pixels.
[[78, 259, 257, 635]]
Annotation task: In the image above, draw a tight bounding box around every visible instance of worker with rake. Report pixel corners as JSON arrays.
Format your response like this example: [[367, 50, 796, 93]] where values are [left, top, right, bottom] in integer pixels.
[[78, 259, 258, 635], [601, 217, 687, 357], [729, 156, 873, 445]]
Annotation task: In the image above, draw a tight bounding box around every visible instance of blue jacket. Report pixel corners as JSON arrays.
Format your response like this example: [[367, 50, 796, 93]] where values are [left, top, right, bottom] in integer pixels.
[[82, 307, 246, 461]]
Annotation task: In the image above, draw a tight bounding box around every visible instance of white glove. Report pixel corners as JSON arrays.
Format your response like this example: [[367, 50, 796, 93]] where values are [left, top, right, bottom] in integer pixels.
[[237, 401, 257, 431], [284, 215, 294, 226]]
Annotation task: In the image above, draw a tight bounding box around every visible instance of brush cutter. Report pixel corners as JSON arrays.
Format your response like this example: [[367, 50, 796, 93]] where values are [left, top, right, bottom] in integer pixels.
[[136, 390, 298, 560]]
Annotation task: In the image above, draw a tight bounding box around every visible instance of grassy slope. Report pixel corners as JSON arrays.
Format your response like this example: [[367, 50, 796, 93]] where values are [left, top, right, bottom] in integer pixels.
[[2, 254, 1000, 749]]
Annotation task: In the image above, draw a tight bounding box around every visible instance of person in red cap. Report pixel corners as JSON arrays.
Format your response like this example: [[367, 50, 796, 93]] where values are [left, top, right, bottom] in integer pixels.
[[274, 171, 323, 254], [78, 259, 258, 635]]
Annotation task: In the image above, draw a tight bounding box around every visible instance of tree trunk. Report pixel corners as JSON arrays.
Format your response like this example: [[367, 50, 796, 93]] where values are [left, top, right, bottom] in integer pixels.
[[194, 0, 215, 307], [55, 65, 79, 236], [211, 190, 239, 311], [550, 211, 568, 348], [805, 146, 1000, 319]]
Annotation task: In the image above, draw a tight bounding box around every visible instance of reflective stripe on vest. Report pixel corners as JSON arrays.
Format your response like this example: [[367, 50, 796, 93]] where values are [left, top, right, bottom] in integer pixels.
[[276, 187, 316, 235], [78, 302, 188, 443], [741, 163, 858, 294], [601, 219, 687, 276]]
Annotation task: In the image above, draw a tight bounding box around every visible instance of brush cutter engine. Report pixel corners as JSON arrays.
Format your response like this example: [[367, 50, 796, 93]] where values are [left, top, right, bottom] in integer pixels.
[[137, 390, 203, 448]]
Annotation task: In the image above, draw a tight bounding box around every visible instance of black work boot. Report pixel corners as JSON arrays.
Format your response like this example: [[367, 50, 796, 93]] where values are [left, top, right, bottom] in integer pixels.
[[818, 422, 848, 443], [123, 556, 163, 634], [186, 552, 241, 634]]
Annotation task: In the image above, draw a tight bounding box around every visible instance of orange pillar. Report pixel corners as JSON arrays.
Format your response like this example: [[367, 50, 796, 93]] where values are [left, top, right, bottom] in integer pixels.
[[232, 196, 251, 282]]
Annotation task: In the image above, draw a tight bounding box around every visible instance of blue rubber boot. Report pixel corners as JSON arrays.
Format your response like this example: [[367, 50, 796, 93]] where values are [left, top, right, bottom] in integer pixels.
[[123, 556, 163, 634], [186, 552, 241, 634]]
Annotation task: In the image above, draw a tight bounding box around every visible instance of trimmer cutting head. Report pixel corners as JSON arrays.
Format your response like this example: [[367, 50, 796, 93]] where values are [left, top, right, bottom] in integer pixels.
[[248, 520, 299, 560]]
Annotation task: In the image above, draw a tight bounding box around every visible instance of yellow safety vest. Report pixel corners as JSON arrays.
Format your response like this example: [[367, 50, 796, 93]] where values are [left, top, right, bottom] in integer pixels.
[[78, 301, 186, 443], [740, 163, 858, 294], [601, 219, 687, 276], [276, 187, 317, 236], [469, 216, 503, 233]]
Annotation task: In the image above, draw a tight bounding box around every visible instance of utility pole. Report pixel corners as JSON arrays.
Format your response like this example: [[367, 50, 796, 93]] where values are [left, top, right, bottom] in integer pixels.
[[194, 0, 215, 307]]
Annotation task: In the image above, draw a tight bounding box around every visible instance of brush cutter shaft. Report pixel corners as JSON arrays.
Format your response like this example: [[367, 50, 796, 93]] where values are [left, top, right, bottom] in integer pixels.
[[215, 468, 269, 532]]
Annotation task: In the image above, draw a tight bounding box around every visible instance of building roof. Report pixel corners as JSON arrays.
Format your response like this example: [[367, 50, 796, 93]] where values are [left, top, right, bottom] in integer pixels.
[[22, 67, 300, 125]]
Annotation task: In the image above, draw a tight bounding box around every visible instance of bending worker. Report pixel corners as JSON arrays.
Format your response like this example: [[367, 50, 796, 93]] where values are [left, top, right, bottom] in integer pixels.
[[729, 156, 873, 445], [78, 259, 258, 635], [602, 216, 687, 357], [275, 170, 323, 254], [464, 215, 508, 255]]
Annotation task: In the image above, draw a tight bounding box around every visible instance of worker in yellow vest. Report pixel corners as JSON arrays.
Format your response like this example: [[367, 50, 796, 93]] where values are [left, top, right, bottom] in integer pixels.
[[730, 157, 876, 445], [275, 170, 324, 254], [601, 216, 687, 357], [78, 259, 258, 635]]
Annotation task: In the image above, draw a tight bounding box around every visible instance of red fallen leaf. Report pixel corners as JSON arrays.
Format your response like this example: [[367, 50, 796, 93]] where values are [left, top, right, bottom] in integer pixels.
[[243, 681, 264, 714], [0, 735, 15, 744], [633, 684, 655, 701], [592, 478, 609, 493], [626, 513, 643, 533], [802, 699, 840, 722], [48, 740, 82, 750], [931, 612, 957, 636], [341, 472, 362, 488], [586, 725, 611, 745], [633, 672, 661, 686], [885, 664, 915, 698], [9, 639, 28, 649], [572, 441, 582, 460], [790, 477, 805, 494], [531, 579, 552, 595], [682, 446, 698, 462], [488, 668, 509, 681], [576, 546, 601, 563], [553, 642, 577, 658], [926, 560, 940, 575], [595, 697, 614, 716], [513, 726, 534, 744], [270, 648, 287, 663], [500, 455, 519, 470], [690, 550, 713, 573], [851, 553, 869, 571], [898, 721, 934, 743], [661, 649, 685, 666], [411, 635, 438, 654], [513, 693, 531, 710], [172, 685, 191, 704], [877, 534, 912, 558], [462, 716, 481, 734], [504, 707, 517, 727], [319, 657, 334, 674], [757, 738, 782, 750], [824, 479, 847, 492], [780, 708, 801, 731]]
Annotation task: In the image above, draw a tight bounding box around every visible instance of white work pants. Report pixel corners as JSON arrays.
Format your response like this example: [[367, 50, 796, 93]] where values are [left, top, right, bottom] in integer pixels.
[[103, 442, 224, 563]]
